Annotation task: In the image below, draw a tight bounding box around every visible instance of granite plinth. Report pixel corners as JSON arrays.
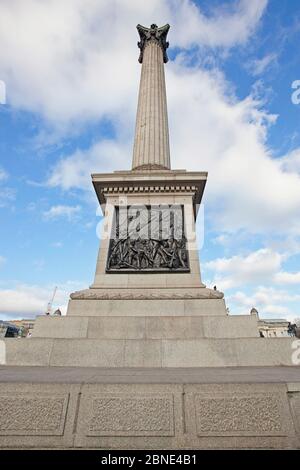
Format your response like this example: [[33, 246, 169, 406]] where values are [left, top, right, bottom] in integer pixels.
[[1, 336, 296, 368], [0, 367, 299, 449]]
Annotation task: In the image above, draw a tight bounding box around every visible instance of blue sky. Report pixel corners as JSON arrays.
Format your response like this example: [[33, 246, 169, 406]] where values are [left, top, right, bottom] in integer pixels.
[[0, 0, 300, 321]]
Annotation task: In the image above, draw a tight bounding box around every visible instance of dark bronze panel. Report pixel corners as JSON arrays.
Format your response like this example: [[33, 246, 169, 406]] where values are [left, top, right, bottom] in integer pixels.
[[106, 205, 190, 273]]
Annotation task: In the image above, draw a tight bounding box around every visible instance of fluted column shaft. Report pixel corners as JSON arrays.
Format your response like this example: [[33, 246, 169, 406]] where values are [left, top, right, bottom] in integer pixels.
[[132, 38, 170, 170]]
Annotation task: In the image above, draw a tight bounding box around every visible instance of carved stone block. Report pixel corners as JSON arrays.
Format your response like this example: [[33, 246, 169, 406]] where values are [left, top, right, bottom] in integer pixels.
[[86, 394, 174, 436], [193, 392, 285, 436], [0, 393, 69, 436]]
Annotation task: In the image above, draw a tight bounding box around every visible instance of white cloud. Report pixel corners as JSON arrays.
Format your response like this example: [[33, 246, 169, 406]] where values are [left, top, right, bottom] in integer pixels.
[[260, 304, 291, 316], [0, 187, 15, 208], [47, 140, 130, 190], [47, 59, 300, 237], [204, 248, 283, 289], [0, 286, 47, 317], [212, 234, 231, 246], [0, 167, 15, 207], [230, 286, 298, 307], [0, 168, 8, 181], [275, 271, 300, 285], [172, 0, 268, 49], [228, 286, 299, 320], [43, 204, 81, 221], [280, 149, 300, 174], [0, 0, 168, 126], [3, 1, 299, 237], [268, 236, 300, 257], [33, 259, 45, 272], [0, 281, 86, 319], [167, 62, 300, 235], [0, 0, 267, 126], [204, 245, 300, 290], [0, 256, 6, 268], [247, 53, 278, 76], [51, 242, 63, 248]]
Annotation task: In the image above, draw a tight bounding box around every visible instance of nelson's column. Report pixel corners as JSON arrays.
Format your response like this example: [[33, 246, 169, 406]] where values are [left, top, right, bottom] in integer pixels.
[[0, 24, 299, 450]]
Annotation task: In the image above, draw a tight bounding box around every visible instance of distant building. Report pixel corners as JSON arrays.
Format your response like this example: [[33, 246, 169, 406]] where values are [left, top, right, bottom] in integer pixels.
[[258, 318, 290, 338], [0, 320, 19, 338], [9, 319, 36, 337], [249, 308, 292, 338]]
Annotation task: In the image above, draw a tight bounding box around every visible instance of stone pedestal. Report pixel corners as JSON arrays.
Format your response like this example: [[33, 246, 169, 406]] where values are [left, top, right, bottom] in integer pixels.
[[0, 367, 299, 449]]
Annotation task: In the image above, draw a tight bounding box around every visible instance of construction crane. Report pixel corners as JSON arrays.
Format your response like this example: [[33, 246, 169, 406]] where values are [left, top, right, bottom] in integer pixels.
[[45, 286, 57, 315]]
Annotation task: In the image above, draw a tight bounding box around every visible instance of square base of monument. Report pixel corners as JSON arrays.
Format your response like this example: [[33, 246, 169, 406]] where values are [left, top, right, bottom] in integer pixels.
[[32, 314, 259, 339], [67, 298, 227, 317], [2, 336, 296, 367], [0, 370, 299, 449]]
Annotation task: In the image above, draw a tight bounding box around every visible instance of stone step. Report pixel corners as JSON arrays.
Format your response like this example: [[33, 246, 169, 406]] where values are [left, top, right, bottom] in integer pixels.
[[2, 336, 296, 368], [32, 314, 259, 339], [67, 298, 227, 317]]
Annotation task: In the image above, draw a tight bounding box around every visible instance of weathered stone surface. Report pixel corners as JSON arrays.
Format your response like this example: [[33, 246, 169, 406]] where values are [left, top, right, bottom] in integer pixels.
[[234, 338, 297, 367], [70, 287, 223, 300], [0, 380, 298, 449], [0, 383, 80, 448], [4, 338, 53, 366], [162, 339, 237, 367], [0, 365, 299, 384], [183, 383, 297, 449], [49, 339, 125, 368], [32, 315, 258, 340], [87, 316, 146, 339], [194, 393, 282, 436], [86, 394, 174, 436], [74, 383, 183, 448], [202, 315, 259, 338], [162, 338, 296, 367], [67, 298, 227, 317], [33, 316, 88, 338], [2, 337, 296, 367], [124, 340, 162, 367], [0, 394, 69, 435], [0, 365, 300, 384]]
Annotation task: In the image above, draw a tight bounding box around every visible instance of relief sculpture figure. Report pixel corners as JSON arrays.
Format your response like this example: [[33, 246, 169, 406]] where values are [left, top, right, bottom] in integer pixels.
[[106, 205, 190, 272]]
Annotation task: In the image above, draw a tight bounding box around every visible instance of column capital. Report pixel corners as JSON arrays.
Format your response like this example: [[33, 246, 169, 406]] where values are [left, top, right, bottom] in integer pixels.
[[137, 23, 170, 64]]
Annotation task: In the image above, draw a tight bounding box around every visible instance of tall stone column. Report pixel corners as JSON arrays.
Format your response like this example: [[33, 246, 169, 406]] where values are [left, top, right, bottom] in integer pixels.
[[132, 24, 171, 170]]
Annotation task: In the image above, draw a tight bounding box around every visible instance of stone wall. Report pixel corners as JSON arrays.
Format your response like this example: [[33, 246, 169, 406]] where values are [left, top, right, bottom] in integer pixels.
[[0, 382, 299, 449], [2, 336, 297, 367]]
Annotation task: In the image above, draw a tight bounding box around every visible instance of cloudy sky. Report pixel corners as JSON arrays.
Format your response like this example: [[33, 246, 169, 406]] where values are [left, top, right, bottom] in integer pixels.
[[0, 0, 300, 321]]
